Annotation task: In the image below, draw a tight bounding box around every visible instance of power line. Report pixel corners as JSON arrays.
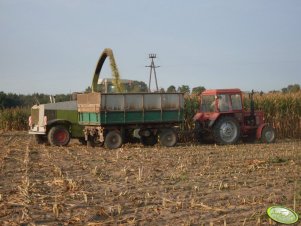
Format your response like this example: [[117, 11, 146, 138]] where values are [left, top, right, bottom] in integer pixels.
[[146, 54, 160, 92]]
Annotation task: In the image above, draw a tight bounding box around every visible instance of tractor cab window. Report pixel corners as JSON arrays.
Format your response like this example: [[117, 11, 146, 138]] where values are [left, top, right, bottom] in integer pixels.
[[217, 94, 230, 112], [201, 95, 215, 112], [231, 94, 242, 110]]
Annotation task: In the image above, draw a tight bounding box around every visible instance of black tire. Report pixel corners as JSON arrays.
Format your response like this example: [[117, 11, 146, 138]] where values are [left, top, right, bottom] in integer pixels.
[[104, 131, 123, 149], [159, 128, 177, 147], [261, 125, 276, 143], [87, 135, 95, 147], [87, 135, 104, 147], [140, 134, 157, 146], [78, 137, 87, 145], [48, 126, 70, 146], [194, 121, 203, 143], [34, 134, 47, 144], [213, 116, 240, 145]]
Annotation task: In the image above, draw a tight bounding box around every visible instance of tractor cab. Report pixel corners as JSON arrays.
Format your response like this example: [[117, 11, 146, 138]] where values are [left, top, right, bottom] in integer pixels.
[[194, 89, 275, 144], [200, 89, 243, 113]]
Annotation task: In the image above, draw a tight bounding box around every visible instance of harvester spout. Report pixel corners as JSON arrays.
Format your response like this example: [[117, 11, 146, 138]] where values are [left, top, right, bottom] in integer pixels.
[[91, 48, 122, 92]]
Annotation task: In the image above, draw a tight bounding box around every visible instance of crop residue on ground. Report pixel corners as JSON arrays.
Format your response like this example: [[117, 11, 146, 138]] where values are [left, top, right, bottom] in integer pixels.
[[0, 132, 300, 225]]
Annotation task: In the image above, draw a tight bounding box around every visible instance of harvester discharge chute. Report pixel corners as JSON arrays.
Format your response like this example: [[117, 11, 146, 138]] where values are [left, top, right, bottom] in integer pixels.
[[91, 48, 123, 93]]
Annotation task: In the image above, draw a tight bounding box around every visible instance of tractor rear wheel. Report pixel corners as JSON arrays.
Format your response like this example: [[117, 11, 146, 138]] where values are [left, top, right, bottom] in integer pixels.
[[159, 128, 177, 147], [104, 130, 123, 149], [213, 116, 240, 145], [48, 126, 70, 146], [261, 125, 276, 143]]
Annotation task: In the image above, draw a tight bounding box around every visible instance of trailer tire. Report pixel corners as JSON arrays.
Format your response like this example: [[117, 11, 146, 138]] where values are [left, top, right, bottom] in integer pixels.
[[105, 131, 122, 149], [159, 128, 177, 147], [213, 116, 240, 145], [87, 135, 104, 147], [261, 125, 276, 143], [48, 125, 70, 146], [78, 137, 87, 145], [140, 134, 157, 146]]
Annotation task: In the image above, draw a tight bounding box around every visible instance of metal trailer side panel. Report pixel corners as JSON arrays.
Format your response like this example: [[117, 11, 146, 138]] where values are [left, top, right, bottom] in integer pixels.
[[77, 92, 184, 126]]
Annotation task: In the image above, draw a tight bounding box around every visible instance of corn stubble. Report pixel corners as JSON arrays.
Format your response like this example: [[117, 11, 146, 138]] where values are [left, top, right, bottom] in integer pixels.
[[0, 132, 300, 225]]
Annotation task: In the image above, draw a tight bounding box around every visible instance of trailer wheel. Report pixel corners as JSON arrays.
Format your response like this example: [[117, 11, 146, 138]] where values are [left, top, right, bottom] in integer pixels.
[[213, 116, 240, 145], [261, 125, 276, 143], [78, 137, 87, 145], [48, 125, 70, 146], [87, 135, 104, 147], [105, 131, 123, 149], [159, 128, 177, 147], [140, 134, 157, 146]]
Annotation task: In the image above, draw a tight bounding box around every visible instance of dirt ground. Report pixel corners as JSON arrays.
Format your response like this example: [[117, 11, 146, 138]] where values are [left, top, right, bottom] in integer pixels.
[[0, 131, 300, 225]]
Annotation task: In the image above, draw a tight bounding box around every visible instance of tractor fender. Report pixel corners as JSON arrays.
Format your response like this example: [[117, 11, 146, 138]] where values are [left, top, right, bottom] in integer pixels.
[[46, 119, 72, 130], [193, 112, 220, 127], [256, 123, 268, 139], [193, 112, 204, 121], [208, 113, 220, 127]]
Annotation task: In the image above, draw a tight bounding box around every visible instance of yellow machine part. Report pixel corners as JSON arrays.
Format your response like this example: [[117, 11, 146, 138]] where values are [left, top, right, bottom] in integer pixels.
[[91, 48, 123, 93]]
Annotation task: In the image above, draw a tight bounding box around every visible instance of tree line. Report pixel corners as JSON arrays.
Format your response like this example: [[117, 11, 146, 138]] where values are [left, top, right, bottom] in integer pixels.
[[0, 83, 299, 109], [0, 92, 72, 109]]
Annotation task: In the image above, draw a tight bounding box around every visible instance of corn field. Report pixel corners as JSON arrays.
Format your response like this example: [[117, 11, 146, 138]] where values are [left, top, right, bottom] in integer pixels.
[[0, 107, 30, 131], [253, 92, 301, 139]]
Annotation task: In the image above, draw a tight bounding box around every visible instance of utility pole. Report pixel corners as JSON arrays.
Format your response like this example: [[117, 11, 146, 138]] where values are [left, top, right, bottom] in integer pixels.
[[146, 54, 160, 92]]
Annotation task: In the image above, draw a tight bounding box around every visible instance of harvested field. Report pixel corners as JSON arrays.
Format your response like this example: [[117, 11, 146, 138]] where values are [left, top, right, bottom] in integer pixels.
[[0, 132, 300, 225]]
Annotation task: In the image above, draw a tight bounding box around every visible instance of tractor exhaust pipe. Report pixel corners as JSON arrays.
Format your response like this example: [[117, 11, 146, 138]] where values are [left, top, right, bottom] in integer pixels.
[[250, 90, 255, 118], [247, 89, 256, 126]]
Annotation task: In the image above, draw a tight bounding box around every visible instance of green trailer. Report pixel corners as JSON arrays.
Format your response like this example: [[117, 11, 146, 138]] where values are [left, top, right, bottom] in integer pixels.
[[77, 92, 184, 149]]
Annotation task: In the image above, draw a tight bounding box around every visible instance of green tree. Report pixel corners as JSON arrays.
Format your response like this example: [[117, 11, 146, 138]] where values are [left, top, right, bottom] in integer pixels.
[[177, 85, 190, 94], [281, 87, 288, 93], [192, 86, 206, 95], [282, 84, 300, 93], [288, 84, 300, 93], [167, 85, 176, 92], [128, 81, 148, 92], [85, 86, 92, 92]]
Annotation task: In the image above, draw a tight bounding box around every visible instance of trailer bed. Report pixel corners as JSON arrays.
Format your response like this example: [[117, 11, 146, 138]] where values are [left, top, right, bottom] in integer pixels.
[[77, 92, 184, 125]]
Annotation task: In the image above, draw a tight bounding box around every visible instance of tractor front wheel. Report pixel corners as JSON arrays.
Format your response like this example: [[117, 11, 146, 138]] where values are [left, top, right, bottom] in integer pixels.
[[261, 125, 276, 143], [213, 117, 240, 145], [48, 126, 70, 146]]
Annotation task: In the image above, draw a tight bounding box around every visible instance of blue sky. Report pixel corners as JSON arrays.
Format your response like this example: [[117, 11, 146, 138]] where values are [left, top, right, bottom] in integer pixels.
[[0, 0, 300, 94]]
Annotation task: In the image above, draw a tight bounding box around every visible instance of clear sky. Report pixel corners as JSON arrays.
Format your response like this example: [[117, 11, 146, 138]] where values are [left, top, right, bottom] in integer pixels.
[[0, 0, 300, 94]]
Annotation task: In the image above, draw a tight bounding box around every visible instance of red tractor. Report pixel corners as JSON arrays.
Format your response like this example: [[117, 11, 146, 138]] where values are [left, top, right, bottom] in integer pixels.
[[193, 89, 276, 144]]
